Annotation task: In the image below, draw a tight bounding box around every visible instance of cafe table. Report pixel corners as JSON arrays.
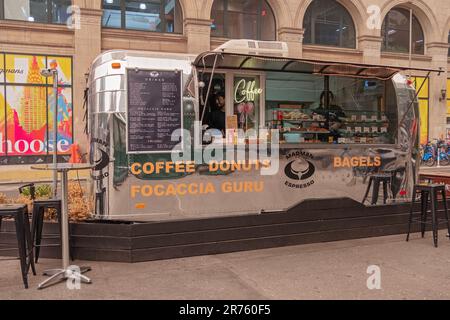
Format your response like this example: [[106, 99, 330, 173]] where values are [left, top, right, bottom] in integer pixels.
[[31, 163, 93, 289]]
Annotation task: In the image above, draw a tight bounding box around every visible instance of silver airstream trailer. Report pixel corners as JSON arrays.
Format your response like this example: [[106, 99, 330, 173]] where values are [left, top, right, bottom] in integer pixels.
[[88, 41, 438, 222]]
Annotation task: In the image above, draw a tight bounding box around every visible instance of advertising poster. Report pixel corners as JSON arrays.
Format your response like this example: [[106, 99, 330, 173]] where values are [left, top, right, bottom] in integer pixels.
[[0, 53, 73, 161]]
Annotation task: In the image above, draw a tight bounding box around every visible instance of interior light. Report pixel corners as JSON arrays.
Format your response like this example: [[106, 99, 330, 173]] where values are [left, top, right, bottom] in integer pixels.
[[140, 3, 147, 10], [105, 0, 113, 3], [28, 16, 35, 22]]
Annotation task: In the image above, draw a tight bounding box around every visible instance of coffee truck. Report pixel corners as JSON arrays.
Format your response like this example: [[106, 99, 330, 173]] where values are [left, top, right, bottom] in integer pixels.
[[88, 40, 440, 222]]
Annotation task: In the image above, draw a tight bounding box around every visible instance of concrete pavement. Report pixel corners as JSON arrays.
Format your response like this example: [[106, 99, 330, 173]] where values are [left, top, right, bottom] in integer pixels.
[[1, 232, 450, 300]]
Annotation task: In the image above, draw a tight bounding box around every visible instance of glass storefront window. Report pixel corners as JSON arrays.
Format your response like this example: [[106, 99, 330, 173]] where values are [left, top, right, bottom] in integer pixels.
[[102, 0, 121, 28], [102, 0, 183, 33], [265, 73, 398, 145], [125, 0, 164, 32], [50, 0, 70, 23], [211, 0, 276, 41], [303, 0, 356, 49], [381, 7, 425, 55], [328, 77, 397, 145], [2, 0, 70, 24]]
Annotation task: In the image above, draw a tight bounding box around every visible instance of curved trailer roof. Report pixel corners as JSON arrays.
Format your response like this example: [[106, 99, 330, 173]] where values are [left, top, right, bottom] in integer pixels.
[[194, 51, 443, 81]]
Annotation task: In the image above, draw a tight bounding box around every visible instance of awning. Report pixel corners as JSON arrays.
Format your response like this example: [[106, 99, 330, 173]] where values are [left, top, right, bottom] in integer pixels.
[[194, 52, 443, 81]]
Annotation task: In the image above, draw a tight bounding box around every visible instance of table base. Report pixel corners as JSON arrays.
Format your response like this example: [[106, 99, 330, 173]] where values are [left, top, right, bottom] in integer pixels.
[[38, 267, 92, 290]]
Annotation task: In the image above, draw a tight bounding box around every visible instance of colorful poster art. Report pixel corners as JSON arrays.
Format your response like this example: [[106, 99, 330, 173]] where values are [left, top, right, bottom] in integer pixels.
[[48, 87, 73, 154], [0, 53, 73, 161], [47, 56, 72, 86], [5, 54, 47, 84], [5, 85, 48, 156]]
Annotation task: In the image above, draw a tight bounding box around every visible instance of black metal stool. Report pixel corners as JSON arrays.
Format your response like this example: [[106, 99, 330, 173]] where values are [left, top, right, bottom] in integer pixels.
[[31, 199, 65, 263], [18, 183, 71, 264], [0, 204, 36, 289], [362, 173, 392, 205], [406, 184, 450, 247]]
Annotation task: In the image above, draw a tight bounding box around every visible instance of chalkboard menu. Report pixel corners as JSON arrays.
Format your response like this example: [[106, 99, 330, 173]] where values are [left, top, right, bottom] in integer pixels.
[[126, 69, 183, 153]]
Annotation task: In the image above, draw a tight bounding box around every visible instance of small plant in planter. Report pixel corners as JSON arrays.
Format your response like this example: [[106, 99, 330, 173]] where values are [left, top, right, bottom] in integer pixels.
[[11, 182, 93, 222]]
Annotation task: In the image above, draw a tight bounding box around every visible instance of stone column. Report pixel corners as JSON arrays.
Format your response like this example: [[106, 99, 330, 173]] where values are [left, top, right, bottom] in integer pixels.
[[72, 3, 103, 154], [184, 18, 212, 54], [278, 28, 304, 59], [427, 43, 449, 140], [358, 35, 382, 64]]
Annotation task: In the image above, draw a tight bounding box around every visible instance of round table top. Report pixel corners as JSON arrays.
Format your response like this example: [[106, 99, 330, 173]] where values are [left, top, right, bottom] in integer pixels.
[[31, 163, 93, 172]]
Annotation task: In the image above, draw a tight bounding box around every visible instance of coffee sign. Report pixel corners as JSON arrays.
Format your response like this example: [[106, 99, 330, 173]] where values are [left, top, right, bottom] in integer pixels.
[[234, 79, 263, 103]]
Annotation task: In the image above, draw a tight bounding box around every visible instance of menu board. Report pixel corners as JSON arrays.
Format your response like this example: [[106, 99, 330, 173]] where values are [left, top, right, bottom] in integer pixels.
[[126, 69, 183, 153]]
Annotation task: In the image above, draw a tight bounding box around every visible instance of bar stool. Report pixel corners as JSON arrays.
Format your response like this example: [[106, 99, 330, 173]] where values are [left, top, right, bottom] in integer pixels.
[[362, 173, 392, 205], [31, 199, 64, 263], [0, 204, 36, 289], [18, 184, 71, 263], [406, 184, 450, 247]]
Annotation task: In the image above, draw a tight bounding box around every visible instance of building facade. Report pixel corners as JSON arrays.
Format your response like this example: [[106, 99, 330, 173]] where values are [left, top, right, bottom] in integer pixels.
[[0, 0, 450, 162]]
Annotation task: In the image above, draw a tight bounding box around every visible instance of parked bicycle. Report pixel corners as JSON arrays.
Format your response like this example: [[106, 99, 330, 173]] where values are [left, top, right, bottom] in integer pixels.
[[420, 139, 450, 167]]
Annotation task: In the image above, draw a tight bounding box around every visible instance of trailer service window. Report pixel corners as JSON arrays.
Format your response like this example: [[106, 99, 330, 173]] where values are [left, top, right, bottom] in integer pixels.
[[265, 73, 398, 145]]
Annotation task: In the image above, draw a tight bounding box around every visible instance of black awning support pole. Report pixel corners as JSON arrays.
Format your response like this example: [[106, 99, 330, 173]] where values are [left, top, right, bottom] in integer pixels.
[[399, 71, 431, 128], [200, 53, 220, 124]]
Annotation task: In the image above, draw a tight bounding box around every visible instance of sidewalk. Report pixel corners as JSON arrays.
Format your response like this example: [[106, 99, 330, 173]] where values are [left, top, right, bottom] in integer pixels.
[[1, 233, 450, 300]]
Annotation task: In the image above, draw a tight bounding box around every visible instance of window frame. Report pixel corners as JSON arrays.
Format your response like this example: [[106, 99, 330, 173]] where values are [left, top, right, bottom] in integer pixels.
[[102, 0, 183, 34], [0, 0, 72, 24], [302, 0, 357, 49], [210, 0, 276, 41], [0, 52, 74, 164], [381, 7, 425, 55]]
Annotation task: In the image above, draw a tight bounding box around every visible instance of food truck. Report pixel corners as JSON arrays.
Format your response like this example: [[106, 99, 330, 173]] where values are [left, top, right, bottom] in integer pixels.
[[88, 40, 440, 222]]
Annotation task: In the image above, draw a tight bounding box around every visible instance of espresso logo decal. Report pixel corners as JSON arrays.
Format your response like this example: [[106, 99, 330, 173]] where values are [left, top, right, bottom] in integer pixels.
[[149, 71, 160, 78], [284, 150, 315, 189]]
